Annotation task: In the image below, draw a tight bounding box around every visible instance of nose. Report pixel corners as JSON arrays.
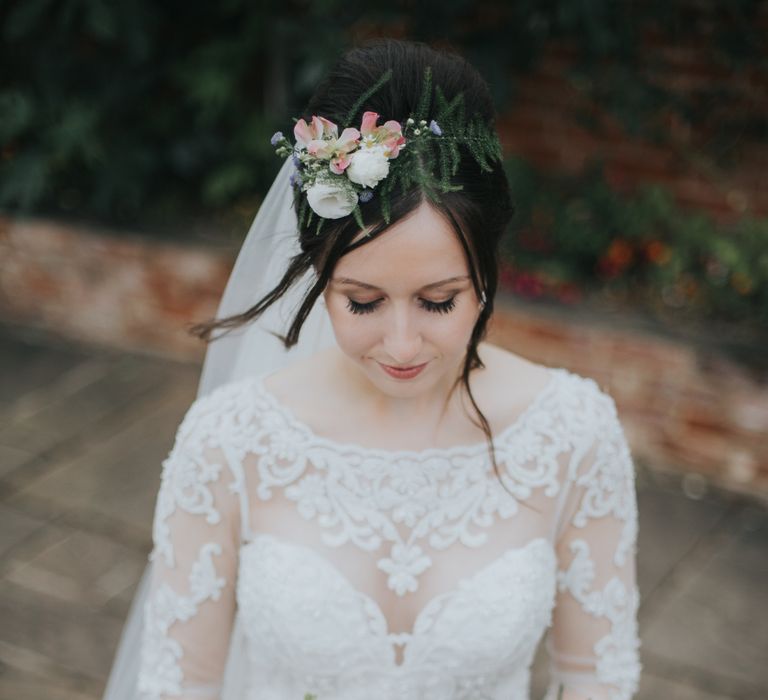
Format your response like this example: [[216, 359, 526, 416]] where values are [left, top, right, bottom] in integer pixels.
[[382, 304, 423, 365]]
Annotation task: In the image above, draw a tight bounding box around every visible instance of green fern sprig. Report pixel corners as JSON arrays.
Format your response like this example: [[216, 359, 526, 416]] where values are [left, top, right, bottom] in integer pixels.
[[387, 68, 501, 207], [413, 65, 433, 124], [342, 68, 393, 127]]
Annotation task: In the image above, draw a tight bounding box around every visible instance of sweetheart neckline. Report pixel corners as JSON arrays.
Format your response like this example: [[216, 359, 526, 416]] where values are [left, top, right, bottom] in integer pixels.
[[252, 366, 564, 459], [239, 533, 556, 669]]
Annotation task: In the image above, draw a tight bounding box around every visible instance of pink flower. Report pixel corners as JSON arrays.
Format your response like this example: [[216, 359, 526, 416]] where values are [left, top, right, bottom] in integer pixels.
[[359, 111, 405, 158], [326, 128, 361, 173], [293, 115, 360, 174], [293, 115, 337, 149]]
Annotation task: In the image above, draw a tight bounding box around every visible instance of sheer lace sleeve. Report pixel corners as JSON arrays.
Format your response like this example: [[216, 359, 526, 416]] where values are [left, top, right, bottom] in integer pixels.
[[544, 387, 641, 700], [137, 394, 246, 700]]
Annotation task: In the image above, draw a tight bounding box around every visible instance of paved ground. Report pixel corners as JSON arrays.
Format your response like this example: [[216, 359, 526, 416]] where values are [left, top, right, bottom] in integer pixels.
[[0, 323, 765, 700]]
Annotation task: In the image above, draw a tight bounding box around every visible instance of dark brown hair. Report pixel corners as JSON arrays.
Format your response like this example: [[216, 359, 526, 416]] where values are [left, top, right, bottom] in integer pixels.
[[190, 38, 515, 485]]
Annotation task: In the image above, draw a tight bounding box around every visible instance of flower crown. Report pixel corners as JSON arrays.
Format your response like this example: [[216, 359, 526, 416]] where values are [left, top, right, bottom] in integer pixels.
[[270, 66, 503, 236]]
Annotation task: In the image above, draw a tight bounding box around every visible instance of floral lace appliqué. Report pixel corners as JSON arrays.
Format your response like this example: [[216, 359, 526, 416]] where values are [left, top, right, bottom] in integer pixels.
[[138, 543, 226, 699], [253, 369, 571, 596]]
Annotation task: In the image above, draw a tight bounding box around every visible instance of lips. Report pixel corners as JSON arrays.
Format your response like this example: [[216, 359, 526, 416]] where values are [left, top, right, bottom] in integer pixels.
[[378, 361, 428, 379]]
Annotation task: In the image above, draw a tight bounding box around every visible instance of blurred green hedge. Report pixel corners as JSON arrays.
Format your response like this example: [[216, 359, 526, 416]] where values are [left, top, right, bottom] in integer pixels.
[[2, 0, 763, 228]]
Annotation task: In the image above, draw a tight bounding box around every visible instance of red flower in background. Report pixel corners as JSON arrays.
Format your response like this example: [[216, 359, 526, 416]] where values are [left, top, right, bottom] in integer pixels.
[[499, 262, 583, 304], [499, 263, 546, 299], [597, 238, 634, 278], [513, 271, 545, 298], [643, 240, 671, 265]]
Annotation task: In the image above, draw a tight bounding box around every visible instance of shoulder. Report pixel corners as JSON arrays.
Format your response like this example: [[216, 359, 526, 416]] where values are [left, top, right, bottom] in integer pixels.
[[258, 347, 351, 427], [171, 374, 262, 449], [480, 344, 625, 440], [509, 348, 622, 429], [152, 377, 259, 563], [474, 344, 608, 423], [260, 346, 339, 399], [473, 343, 552, 419], [552, 369, 636, 508]]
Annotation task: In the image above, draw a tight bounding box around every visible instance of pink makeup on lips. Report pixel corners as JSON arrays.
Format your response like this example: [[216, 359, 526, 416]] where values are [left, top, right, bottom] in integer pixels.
[[378, 361, 428, 380]]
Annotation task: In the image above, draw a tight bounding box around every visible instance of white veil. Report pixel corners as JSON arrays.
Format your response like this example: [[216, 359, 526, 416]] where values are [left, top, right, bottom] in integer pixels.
[[102, 157, 338, 699]]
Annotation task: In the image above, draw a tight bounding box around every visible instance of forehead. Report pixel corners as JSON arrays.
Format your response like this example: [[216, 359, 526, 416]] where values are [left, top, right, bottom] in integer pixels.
[[333, 200, 470, 288]]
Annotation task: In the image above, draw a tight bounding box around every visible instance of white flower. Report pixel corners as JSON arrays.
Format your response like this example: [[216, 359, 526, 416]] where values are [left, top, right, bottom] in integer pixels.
[[346, 146, 390, 188], [305, 180, 358, 219]]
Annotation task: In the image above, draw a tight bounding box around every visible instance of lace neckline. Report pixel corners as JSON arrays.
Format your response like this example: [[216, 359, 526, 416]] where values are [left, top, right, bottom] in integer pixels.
[[252, 365, 564, 459]]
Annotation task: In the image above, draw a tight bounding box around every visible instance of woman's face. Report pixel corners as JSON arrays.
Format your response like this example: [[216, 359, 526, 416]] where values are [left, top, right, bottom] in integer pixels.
[[323, 199, 482, 397]]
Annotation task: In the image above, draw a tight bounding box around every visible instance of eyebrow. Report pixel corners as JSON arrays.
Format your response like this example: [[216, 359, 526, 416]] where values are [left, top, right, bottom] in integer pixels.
[[331, 275, 471, 291]]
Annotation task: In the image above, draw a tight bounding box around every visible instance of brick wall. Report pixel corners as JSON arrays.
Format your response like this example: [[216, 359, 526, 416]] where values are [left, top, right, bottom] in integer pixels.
[[0, 217, 233, 359], [1, 216, 765, 500]]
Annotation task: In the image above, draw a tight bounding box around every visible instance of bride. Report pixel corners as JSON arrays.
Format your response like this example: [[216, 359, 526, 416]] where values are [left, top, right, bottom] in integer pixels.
[[103, 38, 640, 700]]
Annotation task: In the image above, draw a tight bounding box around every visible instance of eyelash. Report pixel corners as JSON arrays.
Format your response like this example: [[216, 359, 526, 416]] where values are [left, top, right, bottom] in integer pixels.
[[346, 296, 457, 315]]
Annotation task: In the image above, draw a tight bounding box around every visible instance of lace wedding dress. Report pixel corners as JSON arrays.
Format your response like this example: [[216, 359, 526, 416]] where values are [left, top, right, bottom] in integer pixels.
[[135, 364, 641, 700]]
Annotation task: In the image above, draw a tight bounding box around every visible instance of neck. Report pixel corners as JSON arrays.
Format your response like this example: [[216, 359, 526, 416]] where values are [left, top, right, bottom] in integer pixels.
[[328, 346, 471, 433]]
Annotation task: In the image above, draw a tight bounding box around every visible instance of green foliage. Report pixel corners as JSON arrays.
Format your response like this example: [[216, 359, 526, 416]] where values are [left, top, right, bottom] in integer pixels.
[[501, 157, 768, 326], [376, 66, 503, 222], [0, 0, 371, 229], [1, 1, 764, 231]]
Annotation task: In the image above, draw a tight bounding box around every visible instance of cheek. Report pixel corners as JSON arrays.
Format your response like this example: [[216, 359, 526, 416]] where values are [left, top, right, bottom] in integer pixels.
[[325, 298, 377, 353], [431, 304, 479, 349]]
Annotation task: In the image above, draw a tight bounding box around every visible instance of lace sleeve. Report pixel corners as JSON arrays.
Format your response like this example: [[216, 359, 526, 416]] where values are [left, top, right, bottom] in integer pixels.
[[544, 388, 641, 700], [137, 397, 244, 700]]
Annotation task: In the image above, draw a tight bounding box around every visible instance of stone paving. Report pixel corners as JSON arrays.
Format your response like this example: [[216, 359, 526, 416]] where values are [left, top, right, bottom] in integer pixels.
[[0, 324, 765, 700]]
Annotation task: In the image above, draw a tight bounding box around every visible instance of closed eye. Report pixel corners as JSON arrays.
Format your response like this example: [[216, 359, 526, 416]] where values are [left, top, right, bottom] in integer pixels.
[[345, 296, 457, 315]]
